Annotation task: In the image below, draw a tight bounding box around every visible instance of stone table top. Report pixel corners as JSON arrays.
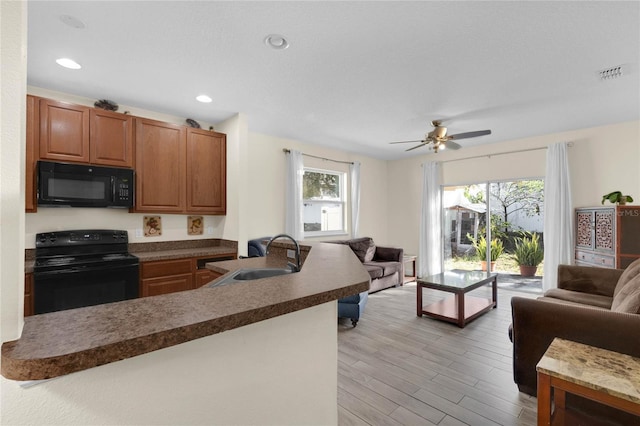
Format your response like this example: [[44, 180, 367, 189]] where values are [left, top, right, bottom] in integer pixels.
[[536, 338, 640, 404]]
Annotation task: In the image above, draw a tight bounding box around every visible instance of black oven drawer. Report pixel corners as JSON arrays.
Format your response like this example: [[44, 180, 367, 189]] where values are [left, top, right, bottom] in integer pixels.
[[34, 263, 139, 314]]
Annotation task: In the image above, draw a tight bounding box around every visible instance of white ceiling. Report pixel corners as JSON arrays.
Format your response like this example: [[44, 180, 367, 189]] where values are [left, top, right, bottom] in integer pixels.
[[27, 1, 640, 160]]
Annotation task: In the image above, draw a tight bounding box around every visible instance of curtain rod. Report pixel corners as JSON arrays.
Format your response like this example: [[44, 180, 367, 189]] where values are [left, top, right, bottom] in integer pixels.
[[439, 142, 573, 164], [283, 148, 354, 165]]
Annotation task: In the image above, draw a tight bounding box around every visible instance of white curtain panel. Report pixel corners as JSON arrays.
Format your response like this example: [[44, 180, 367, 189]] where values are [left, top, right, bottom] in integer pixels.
[[542, 142, 574, 291], [349, 161, 361, 238], [285, 150, 304, 240], [418, 161, 443, 277]]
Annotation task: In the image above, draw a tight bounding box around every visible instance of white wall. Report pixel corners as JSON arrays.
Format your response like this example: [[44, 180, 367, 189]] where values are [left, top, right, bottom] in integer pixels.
[[1, 302, 338, 426], [1, 0, 27, 344], [388, 120, 640, 257]]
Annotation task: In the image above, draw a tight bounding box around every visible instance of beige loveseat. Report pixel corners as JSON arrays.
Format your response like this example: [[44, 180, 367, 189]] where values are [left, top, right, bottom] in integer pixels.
[[510, 260, 640, 423]]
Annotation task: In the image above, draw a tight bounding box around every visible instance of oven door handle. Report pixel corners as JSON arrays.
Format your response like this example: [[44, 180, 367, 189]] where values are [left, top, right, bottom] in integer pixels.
[[34, 263, 139, 277]]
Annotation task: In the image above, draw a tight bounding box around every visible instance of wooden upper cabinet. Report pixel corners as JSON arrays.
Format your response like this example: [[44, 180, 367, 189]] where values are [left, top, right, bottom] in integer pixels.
[[90, 109, 133, 167], [186, 128, 227, 214], [39, 99, 90, 163], [38, 98, 133, 167], [26, 95, 39, 212], [134, 118, 186, 212]]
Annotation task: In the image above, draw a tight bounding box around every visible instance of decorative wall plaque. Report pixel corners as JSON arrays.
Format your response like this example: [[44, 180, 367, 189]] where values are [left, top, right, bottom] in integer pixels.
[[188, 216, 203, 235], [144, 216, 162, 237]]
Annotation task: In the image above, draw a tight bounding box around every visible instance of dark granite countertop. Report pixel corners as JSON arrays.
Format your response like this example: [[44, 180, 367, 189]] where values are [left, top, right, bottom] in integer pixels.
[[24, 239, 238, 273], [2, 242, 369, 381]]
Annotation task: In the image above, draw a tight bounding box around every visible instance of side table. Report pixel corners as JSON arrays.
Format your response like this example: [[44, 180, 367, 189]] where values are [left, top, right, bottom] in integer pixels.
[[403, 255, 417, 284], [537, 338, 640, 425]]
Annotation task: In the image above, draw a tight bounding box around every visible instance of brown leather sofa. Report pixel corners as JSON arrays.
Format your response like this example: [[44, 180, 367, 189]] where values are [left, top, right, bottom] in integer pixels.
[[328, 237, 403, 293], [511, 262, 640, 423]]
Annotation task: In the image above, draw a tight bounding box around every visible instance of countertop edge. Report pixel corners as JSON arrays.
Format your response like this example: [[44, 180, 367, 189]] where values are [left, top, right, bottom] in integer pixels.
[[3, 242, 369, 381]]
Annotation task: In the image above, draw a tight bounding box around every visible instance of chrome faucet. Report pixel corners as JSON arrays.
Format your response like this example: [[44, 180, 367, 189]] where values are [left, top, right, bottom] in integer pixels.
[[266, 234, 301, 273]]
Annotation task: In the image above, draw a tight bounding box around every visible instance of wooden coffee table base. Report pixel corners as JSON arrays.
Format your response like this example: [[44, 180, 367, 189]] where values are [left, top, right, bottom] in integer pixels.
[[420, 295, 496, 328], [417, 271, 497, 328]]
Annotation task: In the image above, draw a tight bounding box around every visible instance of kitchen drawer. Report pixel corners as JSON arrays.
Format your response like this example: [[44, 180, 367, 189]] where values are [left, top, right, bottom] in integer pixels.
[[141, 274, 193, 297], [575, 250, 615, 268], [141, 258, 192, 279]]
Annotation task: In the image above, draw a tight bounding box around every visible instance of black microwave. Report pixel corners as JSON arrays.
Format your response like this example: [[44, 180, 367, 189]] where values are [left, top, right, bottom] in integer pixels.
[[37, 161, 135, 208]]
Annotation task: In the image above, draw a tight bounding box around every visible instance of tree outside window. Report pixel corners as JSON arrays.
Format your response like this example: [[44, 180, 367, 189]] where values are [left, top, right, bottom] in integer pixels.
[[303, 168, 346, 236]]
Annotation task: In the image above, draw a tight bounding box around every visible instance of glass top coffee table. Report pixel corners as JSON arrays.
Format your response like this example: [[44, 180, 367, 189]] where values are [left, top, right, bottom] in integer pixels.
[[417, 270, 498, 328]]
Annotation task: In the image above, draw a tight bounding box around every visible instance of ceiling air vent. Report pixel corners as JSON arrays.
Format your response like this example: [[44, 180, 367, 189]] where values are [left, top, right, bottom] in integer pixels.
[[598, 64, 629, 81]]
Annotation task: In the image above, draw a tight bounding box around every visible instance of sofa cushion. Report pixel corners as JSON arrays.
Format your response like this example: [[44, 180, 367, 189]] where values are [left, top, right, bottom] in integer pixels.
[[612, 275, 640, 313], [613, 257, 640, 299], [363, 263, 384, 279], [543, 288, 613, 309], [364, 261, 401, 278], [349, 237, 376, 263], [560, 278, 599, 294]]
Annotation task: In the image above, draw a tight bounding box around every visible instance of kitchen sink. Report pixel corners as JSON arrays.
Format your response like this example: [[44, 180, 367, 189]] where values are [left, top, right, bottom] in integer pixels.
[[209, 267, 293, 287], [232, 268, 293, 280]]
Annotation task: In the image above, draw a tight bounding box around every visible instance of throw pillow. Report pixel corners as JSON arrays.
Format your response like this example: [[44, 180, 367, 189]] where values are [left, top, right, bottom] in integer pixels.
[[612, 286, 640, 314], [348, 237, 375, 263], [611, 274, 640, 313], [613, 257, 640, 299]]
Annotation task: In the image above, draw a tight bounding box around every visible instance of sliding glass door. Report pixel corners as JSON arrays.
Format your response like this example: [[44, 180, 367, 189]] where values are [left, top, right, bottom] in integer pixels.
[[443, 184, 487, 272], [443, 179, 545, 279]]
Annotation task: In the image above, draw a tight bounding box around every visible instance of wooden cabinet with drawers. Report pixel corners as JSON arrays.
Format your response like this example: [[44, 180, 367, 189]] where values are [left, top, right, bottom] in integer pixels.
[[140, 254, 235, 297], [575, 206, 640, 269], [140, 258, 193, 297]]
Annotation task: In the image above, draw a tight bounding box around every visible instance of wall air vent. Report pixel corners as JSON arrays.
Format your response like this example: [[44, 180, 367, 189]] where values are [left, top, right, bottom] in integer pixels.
[[598, 64, 629, 81]]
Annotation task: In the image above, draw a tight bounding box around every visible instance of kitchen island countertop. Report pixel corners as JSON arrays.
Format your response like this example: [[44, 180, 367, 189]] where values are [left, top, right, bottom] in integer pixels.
[[2, 241, 369, 381]]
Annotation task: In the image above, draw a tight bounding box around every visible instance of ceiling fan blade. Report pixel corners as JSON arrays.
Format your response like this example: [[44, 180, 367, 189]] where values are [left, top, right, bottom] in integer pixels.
[[405, 142, 428, 152], [445, 141, 462, 150], [448, 130, 491, 140], [389, 140, 424, 144]]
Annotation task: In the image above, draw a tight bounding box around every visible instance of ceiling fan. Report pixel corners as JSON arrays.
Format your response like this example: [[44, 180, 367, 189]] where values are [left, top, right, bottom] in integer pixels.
[[389, 120, 491, 153]]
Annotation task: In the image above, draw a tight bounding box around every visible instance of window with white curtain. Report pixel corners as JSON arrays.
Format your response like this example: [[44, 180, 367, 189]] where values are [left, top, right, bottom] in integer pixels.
[[303, 168, 347, 236]]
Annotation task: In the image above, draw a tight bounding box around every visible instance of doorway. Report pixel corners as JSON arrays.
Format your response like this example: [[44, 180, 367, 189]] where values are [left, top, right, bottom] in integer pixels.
[[443, 179, 545, 293]]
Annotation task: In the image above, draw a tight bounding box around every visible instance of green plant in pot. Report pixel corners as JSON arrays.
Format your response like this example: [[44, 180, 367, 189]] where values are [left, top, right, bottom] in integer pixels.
[[469, 234, 504, 271], [602, 191, 633, 205], [513, 232, 544, 277]]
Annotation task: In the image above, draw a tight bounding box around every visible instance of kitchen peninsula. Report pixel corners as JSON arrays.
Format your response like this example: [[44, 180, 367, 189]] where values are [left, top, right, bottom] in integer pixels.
[[1, 242, 369, 425]]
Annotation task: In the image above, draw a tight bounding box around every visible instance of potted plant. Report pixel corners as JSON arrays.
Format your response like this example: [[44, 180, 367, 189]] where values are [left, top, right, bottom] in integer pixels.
[[513, 232, 544, 277], [469, 235, 504, 271], [602, 191, 634, 205]]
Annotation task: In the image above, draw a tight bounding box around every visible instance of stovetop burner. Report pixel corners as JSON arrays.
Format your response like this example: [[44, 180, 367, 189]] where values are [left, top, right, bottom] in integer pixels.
[[34, 230, 138, 273]]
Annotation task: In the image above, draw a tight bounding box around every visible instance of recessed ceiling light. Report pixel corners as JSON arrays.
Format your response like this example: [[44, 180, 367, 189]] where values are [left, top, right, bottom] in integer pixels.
[[196, 95, 212, 103], [56, 58, 81, 69], [59, 15, 85, 29], [264, 34, 289, 50]]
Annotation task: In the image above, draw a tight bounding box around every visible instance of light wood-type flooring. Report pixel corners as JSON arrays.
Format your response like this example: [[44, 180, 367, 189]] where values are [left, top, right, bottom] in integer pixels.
[[337, 281, 538, 426]]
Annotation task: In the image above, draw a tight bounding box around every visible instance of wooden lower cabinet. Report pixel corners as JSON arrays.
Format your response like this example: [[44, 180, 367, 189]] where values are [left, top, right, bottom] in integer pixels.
[[25, 273, 34, 317], [195, 269, 222, 288], [140, 254, 235, 297], [142, 274, 193, 297]]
